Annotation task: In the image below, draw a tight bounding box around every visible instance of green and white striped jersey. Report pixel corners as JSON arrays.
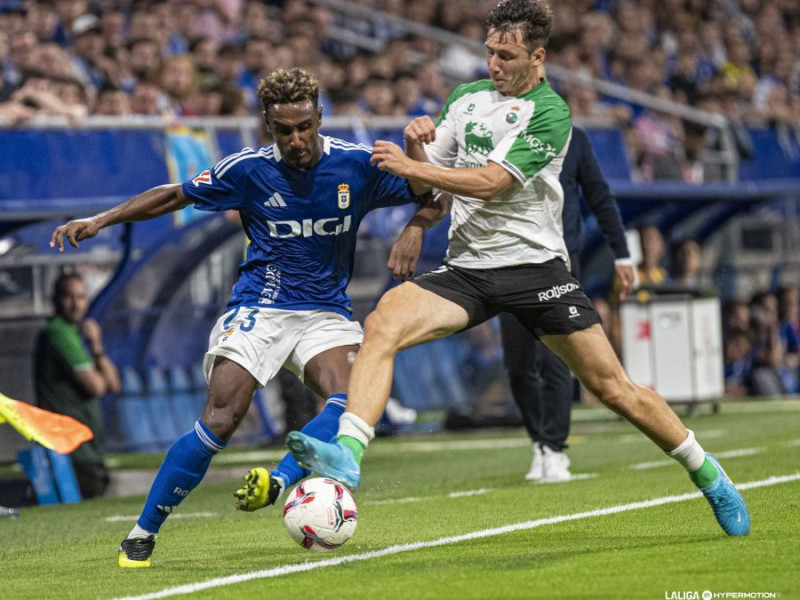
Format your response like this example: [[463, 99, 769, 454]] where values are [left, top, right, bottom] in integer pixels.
[[425, 78, 573, 269]]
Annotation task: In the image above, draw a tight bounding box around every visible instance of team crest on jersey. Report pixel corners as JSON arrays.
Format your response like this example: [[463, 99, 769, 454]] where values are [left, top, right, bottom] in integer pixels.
[[337, 183, 350, 209], [464, 122, 495, 156], [192, 169, 212, 186], [506, 106, 520, 124]]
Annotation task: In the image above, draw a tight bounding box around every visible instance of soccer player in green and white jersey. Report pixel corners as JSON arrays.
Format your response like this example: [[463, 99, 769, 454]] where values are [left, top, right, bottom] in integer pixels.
[[287, 0, 750, 537]]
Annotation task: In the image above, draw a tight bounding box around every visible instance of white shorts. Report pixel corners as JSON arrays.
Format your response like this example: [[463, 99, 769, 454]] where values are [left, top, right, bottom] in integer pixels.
[[203, 307, 363, 388]]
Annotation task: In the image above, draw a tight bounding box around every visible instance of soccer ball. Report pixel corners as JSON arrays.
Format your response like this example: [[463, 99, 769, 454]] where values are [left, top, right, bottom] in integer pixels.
[[283, 477, 358, 552]]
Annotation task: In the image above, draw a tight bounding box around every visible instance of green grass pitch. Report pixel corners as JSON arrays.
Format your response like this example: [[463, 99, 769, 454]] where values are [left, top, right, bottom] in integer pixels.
[[1, 400, 798, 600]]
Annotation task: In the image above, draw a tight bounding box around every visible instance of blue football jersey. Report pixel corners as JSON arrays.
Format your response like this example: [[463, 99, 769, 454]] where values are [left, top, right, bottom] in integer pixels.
[[181, 136, 415, 318]]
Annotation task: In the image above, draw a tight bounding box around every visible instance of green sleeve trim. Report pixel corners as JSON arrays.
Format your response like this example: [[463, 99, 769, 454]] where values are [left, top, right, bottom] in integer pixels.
[[436, 80, 495, 127], [504, 95, 572, 179], [44, 318, 93, 370]]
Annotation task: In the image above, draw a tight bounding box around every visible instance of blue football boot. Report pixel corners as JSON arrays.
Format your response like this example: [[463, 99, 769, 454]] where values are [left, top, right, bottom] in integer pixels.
[[699, 453, 750, 536], [286, 432, 361, 490]]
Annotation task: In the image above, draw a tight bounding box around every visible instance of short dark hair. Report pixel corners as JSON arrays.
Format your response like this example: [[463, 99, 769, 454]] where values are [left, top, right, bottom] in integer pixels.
[[256, 67, 319, 112], [486, 0, 553, 50], [52, 272, 83, 301]]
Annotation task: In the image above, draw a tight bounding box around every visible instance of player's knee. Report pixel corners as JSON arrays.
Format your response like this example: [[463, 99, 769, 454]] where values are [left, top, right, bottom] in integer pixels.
[[363, 307, 402, 349], [202, 398, 248, 440]]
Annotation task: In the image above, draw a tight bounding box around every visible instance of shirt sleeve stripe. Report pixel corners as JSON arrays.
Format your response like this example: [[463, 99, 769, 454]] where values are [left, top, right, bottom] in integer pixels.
[[215, 152, 261, 179], [213, 148, 256, 176]]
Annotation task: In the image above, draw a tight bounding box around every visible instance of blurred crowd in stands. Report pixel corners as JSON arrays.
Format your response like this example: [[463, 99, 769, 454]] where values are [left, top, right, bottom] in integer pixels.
[[722, 286, 799, 398], [2, 0, 799, 401], [1, 0, 799, 183], [619, 223, 800, 400]]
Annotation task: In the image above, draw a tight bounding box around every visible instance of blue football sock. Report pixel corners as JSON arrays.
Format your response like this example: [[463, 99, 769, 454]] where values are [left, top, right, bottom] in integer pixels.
[[273, 394, 347, 487], [136, 420, 226, 533]]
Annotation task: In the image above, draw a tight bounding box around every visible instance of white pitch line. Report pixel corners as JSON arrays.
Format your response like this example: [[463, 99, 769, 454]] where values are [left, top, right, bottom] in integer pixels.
[[107, 472, 800, 600], [448, 488, 489, 498], [104, 513, 217, 523]]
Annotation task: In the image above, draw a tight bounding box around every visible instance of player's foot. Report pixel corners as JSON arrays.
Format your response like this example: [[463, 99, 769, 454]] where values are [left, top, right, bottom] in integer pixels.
[[234, 467, 285, 511], [118, 534, 156, 568], [540, 446, 571, 483], [286, 432, 361, 490], [698, 453, 750, 536], [525, 443, 543, 481]]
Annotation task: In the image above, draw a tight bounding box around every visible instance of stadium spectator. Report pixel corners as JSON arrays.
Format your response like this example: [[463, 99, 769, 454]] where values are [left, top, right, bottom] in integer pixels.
[[359, 74, 398, 116], [669, 237, 703, 290], [10, 70, 89, 122], [26, 1, 60, 44], [777, 285, 800, 393], [748, 291, 787, 397], [636, 224, 668, 289], [3, 29, 38, 92], [93, 83, 130, 116], [70, 13, 109, 92], [33, 272, 121, 499], [32, 42, 75, 79], [129, 79, 171, 116], [723, 329, 753, 397], [127, 37, 162, 84], [157, 54, 198, 115]]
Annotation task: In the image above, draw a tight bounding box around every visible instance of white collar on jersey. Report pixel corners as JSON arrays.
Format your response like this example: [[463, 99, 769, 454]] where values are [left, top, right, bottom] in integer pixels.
[[271, 135, 331, 162]]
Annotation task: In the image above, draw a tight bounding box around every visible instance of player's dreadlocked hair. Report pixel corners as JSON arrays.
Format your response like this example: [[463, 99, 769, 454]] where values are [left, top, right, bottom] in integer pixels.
[[257, 68, 319, 112], [486, 0, 553, 50]]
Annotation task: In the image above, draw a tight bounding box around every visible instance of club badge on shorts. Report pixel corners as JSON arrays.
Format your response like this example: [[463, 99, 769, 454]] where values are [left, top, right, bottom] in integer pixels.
[[338, 183, 350, 209]]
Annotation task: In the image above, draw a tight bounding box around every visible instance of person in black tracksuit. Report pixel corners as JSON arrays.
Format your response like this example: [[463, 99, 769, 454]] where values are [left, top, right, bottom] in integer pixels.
[[499, 126, 634, 482]]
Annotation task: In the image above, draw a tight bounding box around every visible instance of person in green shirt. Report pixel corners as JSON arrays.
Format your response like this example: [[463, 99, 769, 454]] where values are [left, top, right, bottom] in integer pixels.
[[33, 272, 120, 498]]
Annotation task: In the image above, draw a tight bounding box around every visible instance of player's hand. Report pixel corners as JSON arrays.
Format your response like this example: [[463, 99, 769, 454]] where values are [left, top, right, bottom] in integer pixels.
[[404, 116, 436, 147], [615, 263, 635, 300], [388, 225, 424, 280], [50, 218, 101, 251], [371, 141, 413, 177]]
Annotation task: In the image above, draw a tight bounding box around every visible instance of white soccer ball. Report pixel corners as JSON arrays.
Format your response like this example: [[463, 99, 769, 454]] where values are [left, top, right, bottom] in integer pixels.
[[283, 477, 358, 552]]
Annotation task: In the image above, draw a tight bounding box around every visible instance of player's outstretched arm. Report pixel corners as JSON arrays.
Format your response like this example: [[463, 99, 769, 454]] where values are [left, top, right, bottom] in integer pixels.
[[50, 184, 191, 251], [371, 141, 514, 201]]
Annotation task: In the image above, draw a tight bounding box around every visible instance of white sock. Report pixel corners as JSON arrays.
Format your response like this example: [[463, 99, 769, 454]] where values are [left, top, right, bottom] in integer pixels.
[[127, 524, 155, 540], [339, 412, 375, 447], [667, 429, 706, 472]]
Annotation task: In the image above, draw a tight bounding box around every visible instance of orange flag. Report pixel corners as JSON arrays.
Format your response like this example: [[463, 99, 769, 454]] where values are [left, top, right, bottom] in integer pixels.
[[0, 392, 93, 454]]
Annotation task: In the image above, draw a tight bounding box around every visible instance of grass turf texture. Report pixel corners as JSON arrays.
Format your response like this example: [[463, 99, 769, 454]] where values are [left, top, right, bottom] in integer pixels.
[[1, 400, 798, 600]]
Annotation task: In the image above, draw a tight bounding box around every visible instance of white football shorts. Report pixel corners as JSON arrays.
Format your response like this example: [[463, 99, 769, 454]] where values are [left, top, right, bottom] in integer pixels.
[[203, 306, 363, 388]]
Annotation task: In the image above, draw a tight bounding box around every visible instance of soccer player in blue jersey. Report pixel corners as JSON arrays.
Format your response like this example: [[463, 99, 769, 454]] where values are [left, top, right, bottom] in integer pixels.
[[50, 67, 445, 567]]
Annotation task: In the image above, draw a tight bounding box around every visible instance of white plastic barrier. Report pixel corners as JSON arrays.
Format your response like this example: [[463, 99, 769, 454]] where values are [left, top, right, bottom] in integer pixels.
[[621, 295, 724, 409]]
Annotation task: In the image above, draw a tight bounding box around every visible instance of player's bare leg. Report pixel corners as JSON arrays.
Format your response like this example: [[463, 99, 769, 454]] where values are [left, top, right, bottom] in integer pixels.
[[541, 325, 750, 535], [236, 345, 360, 510], [541, 325, 687, 449], [349, 283, 469, 423], [120, 358, 257, 567], [288, 282, 469, 488]]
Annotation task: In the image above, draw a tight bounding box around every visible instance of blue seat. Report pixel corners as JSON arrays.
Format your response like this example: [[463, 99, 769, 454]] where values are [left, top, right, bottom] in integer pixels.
[[118, 367, 160, 452], [167, 366, 203, 433], [145, 367, 183, 445]]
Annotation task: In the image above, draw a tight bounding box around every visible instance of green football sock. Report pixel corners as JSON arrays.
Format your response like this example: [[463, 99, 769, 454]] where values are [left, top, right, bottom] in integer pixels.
[[689, 457, 719, 489], [337, 435, 365, 465]]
